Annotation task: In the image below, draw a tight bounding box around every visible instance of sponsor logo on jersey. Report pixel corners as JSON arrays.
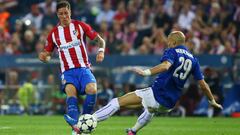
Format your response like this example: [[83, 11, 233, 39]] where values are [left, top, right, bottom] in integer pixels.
[[59, 40, 81, 50]]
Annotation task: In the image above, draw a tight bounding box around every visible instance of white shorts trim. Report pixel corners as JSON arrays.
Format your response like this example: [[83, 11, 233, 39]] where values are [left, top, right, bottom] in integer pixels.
[[135, 87, 172, 113]]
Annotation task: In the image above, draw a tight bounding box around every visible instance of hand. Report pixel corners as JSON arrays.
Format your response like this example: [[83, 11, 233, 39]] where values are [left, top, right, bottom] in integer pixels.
[[39, 52, 50, 63], [130, 67, 145, 76], [96, 51, 104, 63], [209, 100, 223, 110]]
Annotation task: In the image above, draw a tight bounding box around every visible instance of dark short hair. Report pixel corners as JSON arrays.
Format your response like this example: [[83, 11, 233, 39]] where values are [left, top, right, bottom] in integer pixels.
[[56, 0, 71, 11]]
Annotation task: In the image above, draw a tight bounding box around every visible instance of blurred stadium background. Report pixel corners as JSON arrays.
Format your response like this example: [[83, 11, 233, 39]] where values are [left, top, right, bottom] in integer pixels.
[[0, 0, 239, 119]]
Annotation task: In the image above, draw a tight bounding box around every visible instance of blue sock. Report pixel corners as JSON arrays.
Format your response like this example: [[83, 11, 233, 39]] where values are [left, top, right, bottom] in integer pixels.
[[82, 94, 97, 114], [66, 97, 79, 121]]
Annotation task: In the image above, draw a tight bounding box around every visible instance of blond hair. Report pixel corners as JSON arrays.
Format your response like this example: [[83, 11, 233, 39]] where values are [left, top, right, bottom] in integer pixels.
[[168, 31, 186, 45]]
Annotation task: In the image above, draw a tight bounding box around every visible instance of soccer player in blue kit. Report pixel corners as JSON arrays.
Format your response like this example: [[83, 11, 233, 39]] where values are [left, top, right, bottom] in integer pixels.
[[93, 31, 223, 135]]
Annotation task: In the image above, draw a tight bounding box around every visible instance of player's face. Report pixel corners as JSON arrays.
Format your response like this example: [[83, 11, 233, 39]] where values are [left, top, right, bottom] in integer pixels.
[[57, 7, 71, 27]]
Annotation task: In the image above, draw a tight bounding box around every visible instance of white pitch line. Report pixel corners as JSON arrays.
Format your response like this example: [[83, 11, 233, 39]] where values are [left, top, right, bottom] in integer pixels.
[[0, 127, 12, 130]]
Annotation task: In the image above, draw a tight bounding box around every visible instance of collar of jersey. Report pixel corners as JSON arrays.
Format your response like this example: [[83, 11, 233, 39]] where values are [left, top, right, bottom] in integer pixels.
[[174, 45, 188, 50]]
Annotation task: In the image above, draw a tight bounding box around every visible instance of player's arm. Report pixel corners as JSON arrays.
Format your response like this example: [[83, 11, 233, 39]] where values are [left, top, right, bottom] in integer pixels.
[[93, 34, 106, 51], [80, 21, 106, 63], [93, 34, 106, 63], [38, 50, 52, 63], [132, 60, 172, 76], [198, 79, 223, 109], [38, 31, 54, 63]]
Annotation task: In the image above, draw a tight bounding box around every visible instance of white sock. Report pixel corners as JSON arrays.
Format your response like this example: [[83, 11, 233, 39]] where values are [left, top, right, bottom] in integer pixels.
[[93, 98, 120, 121], [132, 109, 154, 132]]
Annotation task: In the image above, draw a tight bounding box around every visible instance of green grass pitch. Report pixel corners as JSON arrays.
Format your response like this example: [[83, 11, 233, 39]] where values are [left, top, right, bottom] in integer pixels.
[[0, 116, 239, 135]]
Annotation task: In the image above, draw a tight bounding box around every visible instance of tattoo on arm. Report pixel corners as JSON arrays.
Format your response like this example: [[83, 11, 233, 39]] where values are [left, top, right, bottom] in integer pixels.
[[94, 35, 105, 49]]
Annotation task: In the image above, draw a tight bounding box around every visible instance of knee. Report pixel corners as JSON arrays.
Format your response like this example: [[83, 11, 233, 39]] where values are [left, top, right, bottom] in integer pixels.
[[85, 83, 97, 94], [117, 97, 125, 108], [65, 84, 77, 97], [118, 100, 123, 107], [109, 98, 120, 109]]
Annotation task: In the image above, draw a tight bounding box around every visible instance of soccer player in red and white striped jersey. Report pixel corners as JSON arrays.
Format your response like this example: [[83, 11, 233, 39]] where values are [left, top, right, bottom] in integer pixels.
[[38, 1, 105, 134]]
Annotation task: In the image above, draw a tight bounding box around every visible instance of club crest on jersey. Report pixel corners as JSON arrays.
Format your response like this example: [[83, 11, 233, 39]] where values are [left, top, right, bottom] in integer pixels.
[[73, 30, 79, 37]]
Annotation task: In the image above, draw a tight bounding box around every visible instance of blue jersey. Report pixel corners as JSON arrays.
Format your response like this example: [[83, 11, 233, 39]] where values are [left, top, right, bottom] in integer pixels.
[[151, 45, 204, 109]]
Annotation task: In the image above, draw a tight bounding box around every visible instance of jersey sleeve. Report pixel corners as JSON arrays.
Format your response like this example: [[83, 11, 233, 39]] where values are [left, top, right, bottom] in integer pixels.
[[79, 21, 98, 40], [160, 48, 175, 64], [192, 60, 204, 80], [44, 31, 55, 52]]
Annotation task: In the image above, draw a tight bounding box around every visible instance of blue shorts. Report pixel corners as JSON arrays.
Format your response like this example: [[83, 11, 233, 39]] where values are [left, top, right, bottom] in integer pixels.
[[60, 68, 96, 95]]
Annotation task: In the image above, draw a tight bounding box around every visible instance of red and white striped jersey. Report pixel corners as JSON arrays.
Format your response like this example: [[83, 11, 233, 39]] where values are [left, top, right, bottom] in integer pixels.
[[44, 20, 98, 73]]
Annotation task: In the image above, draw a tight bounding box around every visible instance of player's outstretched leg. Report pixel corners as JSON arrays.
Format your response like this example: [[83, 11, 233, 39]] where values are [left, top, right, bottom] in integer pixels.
[[93, 98, 120, 121], [93, 92, 142, 122], [127, 109, 154, 134]]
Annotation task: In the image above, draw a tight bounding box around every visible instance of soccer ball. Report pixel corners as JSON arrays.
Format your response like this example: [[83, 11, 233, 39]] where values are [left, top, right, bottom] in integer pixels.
[[77, 114, 97, 134]]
